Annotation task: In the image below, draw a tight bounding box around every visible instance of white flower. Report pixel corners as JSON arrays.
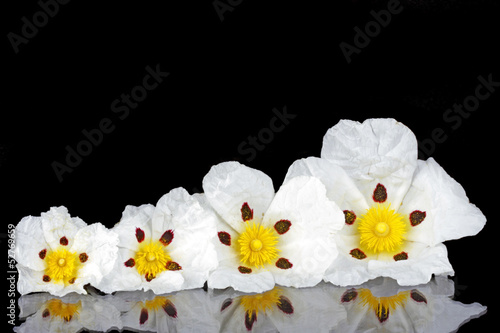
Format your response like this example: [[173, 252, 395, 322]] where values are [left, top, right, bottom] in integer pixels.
[[333, 276, 487, 333], [203, 161, 344, 293], [14, 291, 122, 333], [14, 206, 119, 297], [285, 118, 486, 286], [96, 187, 218, 294]]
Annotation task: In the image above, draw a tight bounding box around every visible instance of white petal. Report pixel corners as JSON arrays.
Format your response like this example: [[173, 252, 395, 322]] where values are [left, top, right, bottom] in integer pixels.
[[96, 247, 142, 293], [321, 118, 418, 207], [146, 270, 185, 294], [401, 158, 486, 246], [263, 176, 343, 288], [72, 222, 119, 288], [113, 204, 155, 251], [208, 258, 275, 293], [202, 161, 275, 233], [153, 187, 218, 290], [368, 242, 454, 286], [14, 215, 49, 271], [284, 157, 370, 213], [41, 206, 87, 250]]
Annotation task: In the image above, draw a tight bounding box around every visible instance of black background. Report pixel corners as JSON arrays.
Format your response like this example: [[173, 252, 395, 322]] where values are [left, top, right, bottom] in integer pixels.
[[2, 0, 498, 331]]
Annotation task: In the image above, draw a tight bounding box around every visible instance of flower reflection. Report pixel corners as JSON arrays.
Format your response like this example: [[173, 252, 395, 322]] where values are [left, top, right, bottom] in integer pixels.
[[15, 277, 486, 332], [213, 284, 346, 332], [331, 276, 487, 333], [14, 291, 121, 333]]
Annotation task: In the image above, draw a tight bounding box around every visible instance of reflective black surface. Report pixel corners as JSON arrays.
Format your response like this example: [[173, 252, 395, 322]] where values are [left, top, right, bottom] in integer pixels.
[[14, 277, 487, 332]]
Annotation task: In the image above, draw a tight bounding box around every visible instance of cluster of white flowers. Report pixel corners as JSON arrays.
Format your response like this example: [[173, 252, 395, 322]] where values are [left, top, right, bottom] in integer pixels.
[[14, 119, 486, 298]]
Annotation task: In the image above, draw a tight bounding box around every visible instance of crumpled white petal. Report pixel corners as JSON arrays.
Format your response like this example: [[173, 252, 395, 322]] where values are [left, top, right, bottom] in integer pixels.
[[203, 161, 275, 234], [266, 176, 343, 288], [400, 158, 486, 246], [321, 118, 418, 207]]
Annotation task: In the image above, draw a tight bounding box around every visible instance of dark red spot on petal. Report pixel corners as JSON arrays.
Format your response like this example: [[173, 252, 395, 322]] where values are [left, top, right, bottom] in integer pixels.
[[409, 210, 426, 227], [221, 298, 233, 312], [64, 315, 73, 322], [145, 273, 155, 282], [341, 289, 358, 303], [162, 300, 177, 318], [276, 258, 293, 269], [238, 266, 252, 274], [241, 202, 253, 222], [274, 220, 292, 235], [43, 275, 51, 282], [393, 251, 408, 261], [39, 249, 47, 259], [350, 248, 367, 260], [410, 290, 427, 304], [166, 261, 182, 271], [42, 309, 50, 318], [159, 229, 174, 246], [376, 304, 390, 323], [59, 236, 68, 246], [277, 296, 294, 314], [218, 231, 231, 246], [245, 310, 257, 331], [68, 277, 76, 284], [124, 258, 135, 267], [372, 183, 387, 203], [343, 210, 356, 225], [135, 228, 145, 243], [79, 253, 88, 263], [139, 308, 148, 325]]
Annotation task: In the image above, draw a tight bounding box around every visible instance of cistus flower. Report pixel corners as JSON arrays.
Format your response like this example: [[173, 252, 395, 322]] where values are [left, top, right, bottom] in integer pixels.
[[14, 206, 119, 297], [203, 161, 344, 293], [96, 187, 218, 294], [285, 118, 486, 286]]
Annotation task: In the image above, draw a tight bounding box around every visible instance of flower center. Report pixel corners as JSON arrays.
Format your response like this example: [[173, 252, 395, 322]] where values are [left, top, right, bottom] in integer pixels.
[[238, 222, 279, 268], [135, 240, 171, 279], [374, 222, 389, 237], [45, 247, 80, 283], [358, 204, 407, 253], [250, 239, 263, 251]]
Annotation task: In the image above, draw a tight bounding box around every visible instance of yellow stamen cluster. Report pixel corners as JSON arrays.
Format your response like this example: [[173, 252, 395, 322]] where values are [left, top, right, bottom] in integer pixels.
[[45, 248, 80, 284], [358, 204, 407, 253], [135, 241, 171, 280], [238, 222, 279, 268]]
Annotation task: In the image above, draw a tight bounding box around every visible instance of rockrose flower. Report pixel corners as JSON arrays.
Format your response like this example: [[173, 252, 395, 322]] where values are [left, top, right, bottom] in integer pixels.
[[285, 119, 486, 286], [14, 206, 119, 297], [97, 187, 218, 294], [203, 161, 344, 293]]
